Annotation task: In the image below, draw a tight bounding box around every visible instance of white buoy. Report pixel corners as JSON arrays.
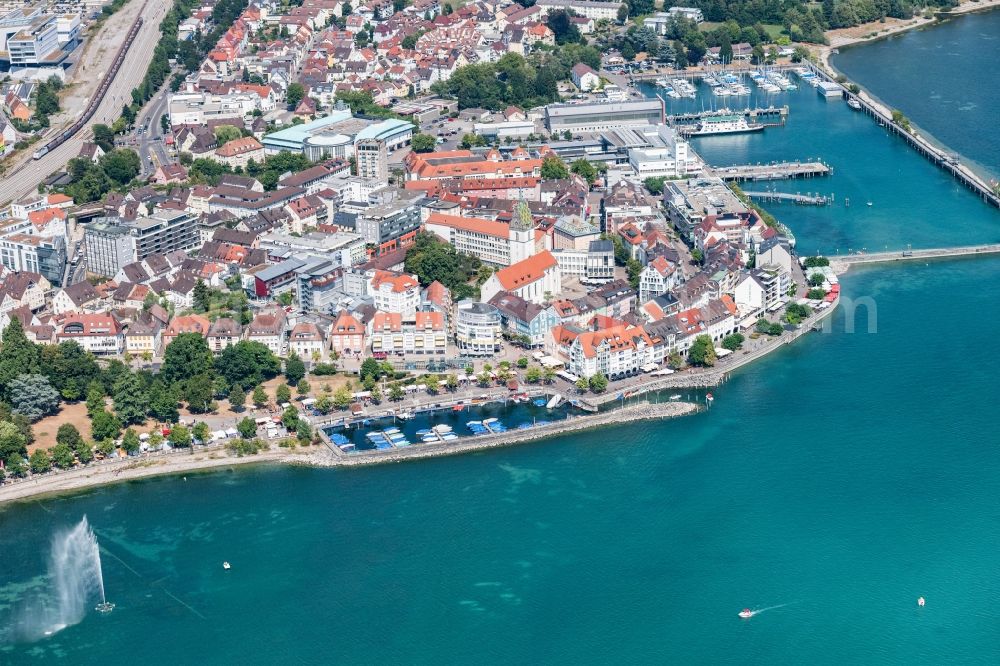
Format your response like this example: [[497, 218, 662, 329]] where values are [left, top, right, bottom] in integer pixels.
[[917, 596, 925, 607]]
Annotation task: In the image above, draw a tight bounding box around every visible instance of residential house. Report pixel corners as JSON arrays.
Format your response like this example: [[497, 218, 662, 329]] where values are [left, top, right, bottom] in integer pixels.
[[247, 308, 288, 355], [288, 321, 326, 360], [52, 281, 100, 315], [329, 310, 365, 357], [55, 313, 125, 356], [207, 317, 243, 353]]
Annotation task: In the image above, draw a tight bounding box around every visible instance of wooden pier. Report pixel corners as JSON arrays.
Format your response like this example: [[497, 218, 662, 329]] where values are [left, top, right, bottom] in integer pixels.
[[708, 161, 832, 182], [807, 62, 1000, 210], [743, 190, 830, 205]]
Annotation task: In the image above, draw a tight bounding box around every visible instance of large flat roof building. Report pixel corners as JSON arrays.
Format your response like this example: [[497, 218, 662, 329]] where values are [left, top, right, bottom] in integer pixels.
[[544, 99, 665, 133]]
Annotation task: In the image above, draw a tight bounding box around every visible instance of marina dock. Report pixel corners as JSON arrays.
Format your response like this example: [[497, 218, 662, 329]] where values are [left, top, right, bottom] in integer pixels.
[[708, 161, 831, 181], [743, 190, 831, 206]]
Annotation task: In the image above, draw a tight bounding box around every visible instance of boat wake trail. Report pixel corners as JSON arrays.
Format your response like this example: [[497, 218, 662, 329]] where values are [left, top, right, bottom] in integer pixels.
[[748, 602, 796, 617]]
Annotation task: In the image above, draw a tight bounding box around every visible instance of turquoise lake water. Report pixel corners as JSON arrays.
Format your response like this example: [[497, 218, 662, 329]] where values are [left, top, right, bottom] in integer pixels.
[[3, 17, 1000, 664], [833, 9, 1000, 181]]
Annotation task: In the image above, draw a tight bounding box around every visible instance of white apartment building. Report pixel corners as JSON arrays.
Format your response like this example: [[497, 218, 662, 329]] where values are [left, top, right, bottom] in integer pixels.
[[370, 270, 421, 316], [535, 0, 625, 21], [424, 212, 511, 266]]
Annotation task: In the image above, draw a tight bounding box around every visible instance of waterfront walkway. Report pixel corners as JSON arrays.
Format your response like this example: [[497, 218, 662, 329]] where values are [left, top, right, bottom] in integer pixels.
[[831, 244, 1000, 269]]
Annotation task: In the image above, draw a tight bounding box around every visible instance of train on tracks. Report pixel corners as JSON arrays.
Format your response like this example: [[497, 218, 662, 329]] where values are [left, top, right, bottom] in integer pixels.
[[33, 16, 145, 160]]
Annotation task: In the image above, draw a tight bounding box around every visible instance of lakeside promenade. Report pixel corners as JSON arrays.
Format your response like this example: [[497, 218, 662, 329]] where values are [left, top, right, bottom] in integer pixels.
[[0, 294, 843, 505]]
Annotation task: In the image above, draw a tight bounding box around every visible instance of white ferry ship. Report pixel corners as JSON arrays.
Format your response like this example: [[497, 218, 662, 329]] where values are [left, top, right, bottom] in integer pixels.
[[686, 114, 764, 136]]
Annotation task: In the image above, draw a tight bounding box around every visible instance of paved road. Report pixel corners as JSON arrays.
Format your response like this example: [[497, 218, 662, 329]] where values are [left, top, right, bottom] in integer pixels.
[[0, 1, 173, 205], [136, 81, 174, 176]]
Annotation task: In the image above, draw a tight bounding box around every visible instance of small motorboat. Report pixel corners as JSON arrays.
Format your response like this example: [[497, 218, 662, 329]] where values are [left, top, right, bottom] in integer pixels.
[[223, 561, 231, 570], [917, 596, 925, 607], [669, 394, 681, 400], [739, 608, 753, 619], [95, 602, 115, 613], [866, 201, 873, 207]]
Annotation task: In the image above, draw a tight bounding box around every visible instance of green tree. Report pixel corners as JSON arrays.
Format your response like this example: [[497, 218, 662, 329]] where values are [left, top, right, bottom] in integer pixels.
[[281, 405, 300, 430], [0, 421, 28, 464], [286, 82, 306, 109], [360, 357, 381, 381], [238, 417, 258, 439], [541, 156, 569, 180], [8, 374, 60, 421], [643, 177, 666, 195], [122, 428, 141, 455], [547, 9, 581, 45], [5, 453, 27, 478], [51, 443, 75, 469], [411, 133, 436, 152], [184, 374, 215, 413], [168, 425, 191, 448], [42, 341, 100, 401], [91, 409, 122, 442], [29, 449, 52, 474], [296, 419, 312, 444], [808, 272, 826, 287], [253, 385, 268, 407], [296, 378, 311, 395], [112, 372, 147, 425], [588, 373, 608, 393], [148, 381, 179, 423], [216, 341, 281, 390], [370, 385, 383, 403], [213, 125, 242, 144], [626, 258, 642, 289], [333, 386, 352, 410], [570, 158, 598, 185], [687, 335, 717, 367], [92, 123, 116, 152], [0, 319, 41, 400], [193, 279, 211, 312], [721, 333, 745, 351], [193, 421, 210, 445], [285, 352, 306, 385], [575, 377, 589, 393], [57, 423, 85, 451], [163, 333, 214, 384], [96, 438, 117, 458], [388, 384, 404, 401], [99, 149, 141, 185], [276, 383, 292, 404], [77, 441, 94, 464]]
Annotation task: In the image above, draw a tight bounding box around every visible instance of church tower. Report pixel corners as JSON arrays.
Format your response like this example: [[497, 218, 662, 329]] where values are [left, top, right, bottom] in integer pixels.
[[508, 197, 534, 265]]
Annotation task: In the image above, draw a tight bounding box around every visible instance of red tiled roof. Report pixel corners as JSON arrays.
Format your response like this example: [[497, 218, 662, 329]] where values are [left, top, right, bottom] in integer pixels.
[[494, 250, 557, 290], [426, 212, 507, 238]]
